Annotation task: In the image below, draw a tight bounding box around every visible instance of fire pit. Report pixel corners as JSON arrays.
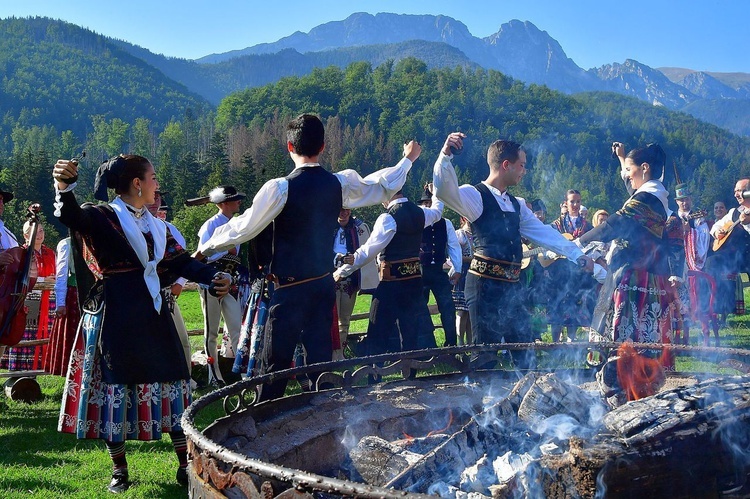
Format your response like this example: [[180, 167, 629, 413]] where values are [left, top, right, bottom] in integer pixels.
[[182, 343, 750, 498]]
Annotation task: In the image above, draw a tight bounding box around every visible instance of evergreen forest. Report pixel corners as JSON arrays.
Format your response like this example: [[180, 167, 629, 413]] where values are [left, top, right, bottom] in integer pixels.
[[2, 18, 749, 248]]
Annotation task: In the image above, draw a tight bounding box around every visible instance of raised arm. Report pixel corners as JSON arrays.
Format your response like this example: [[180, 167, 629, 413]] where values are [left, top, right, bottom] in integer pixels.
[[196, 178, 286, 259], [432, 133, 483, 221], [52, 159, 97, 234], [338, 140, 421, 209]]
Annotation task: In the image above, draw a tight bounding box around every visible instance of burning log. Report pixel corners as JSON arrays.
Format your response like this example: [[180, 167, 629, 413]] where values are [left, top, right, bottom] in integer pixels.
[[517, 372, 605, 425], [349, 436, 425, 486], [540, 375, 750, 498], [384, 372, 602, 495]]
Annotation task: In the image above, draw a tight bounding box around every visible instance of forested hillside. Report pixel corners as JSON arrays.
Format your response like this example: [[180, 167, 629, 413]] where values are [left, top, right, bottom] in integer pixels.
[[1, 52, 748, 249], [0, 17, 209, 142]]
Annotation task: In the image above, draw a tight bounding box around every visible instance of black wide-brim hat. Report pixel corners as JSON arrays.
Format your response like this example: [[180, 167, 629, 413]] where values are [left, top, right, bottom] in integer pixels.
[[419, 187, 433, 204], [0, 188, 13, 203], [209, 185, 246, 204]]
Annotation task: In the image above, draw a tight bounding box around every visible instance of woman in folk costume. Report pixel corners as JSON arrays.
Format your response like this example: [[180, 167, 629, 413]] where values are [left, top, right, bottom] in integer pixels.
[[42, 236, 80, 376], [0, 217, 56, 371], [52, 155, 231, 493], [577, 143, 684, 394]]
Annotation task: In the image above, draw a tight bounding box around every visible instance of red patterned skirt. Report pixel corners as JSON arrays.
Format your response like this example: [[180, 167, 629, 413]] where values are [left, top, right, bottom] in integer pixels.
[[43, 286, 80, 376], [0, 290, 55, 371]]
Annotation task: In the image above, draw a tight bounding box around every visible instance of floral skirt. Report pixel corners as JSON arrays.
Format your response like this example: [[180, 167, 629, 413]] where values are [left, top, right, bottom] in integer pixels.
[[58, 305, 191, 443], [598, 268, 675, 370]]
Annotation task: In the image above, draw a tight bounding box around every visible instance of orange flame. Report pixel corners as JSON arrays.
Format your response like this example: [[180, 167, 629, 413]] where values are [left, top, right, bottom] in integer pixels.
[[616, 343, 666, 401], [402, 409, 454, 440]]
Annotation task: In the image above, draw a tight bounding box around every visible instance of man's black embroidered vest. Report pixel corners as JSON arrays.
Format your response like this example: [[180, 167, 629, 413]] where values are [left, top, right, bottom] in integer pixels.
[[470, 183, 522, 264], [420, 218, 447, 265], [382, 200, 425, 261]]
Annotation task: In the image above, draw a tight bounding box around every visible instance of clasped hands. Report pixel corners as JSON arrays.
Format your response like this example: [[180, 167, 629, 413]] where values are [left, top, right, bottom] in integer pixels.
[[209, 272, 232, 298]]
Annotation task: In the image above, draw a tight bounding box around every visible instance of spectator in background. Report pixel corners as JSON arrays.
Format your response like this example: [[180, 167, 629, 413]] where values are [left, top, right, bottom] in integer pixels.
[[332, 208, 378, 360]]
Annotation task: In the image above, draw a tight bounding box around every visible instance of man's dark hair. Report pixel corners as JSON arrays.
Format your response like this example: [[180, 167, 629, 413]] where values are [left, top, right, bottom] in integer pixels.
[[487, 140, 524, 170], [286, 114, 325, 157], [627, 143, 666, 180]]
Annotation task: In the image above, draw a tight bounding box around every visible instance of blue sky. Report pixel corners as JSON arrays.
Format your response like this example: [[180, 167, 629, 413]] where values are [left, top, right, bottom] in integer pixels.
[[1, 0, 748, 73]]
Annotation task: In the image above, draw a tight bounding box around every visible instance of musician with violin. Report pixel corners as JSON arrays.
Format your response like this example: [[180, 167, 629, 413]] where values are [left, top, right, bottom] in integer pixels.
[[0, 217, 56, 372], [706, 178, 750, 326], [52, 154, 231, 493]]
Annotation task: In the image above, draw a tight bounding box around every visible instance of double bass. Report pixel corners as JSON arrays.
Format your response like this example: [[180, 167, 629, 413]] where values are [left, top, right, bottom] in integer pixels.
[[0, 204, 42, 346]]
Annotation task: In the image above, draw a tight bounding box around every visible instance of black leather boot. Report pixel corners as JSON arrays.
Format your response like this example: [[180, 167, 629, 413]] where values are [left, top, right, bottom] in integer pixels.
[[107, 468, 130, 493]]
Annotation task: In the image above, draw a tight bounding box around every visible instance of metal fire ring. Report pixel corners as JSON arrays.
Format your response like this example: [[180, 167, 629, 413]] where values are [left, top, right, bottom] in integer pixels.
[[182, 342, 750, 498]]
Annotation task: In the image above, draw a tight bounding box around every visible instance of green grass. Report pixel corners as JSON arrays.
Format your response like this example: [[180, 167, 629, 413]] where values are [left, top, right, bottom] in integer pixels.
[[2, 288, 749, 497]]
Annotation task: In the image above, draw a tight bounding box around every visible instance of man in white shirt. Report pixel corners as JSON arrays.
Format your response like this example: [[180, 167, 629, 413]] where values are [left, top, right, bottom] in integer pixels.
[[196, 114, 421, 400], [433, 132, 593, 368], [334, 188, 445, 357], [673, 184, 712, 345], [197, 185, 246, 387], [706, 178, 750, 327], [332, 208, 378, 360]]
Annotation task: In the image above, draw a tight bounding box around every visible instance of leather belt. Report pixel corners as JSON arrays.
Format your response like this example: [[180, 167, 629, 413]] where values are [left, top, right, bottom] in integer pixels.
[[379, 258, 421, 281], [267, 272, 330, 289]]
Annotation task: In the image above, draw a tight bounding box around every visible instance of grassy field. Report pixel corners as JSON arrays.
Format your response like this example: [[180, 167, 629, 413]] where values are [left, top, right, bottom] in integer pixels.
[[1, 288, 749, 497]]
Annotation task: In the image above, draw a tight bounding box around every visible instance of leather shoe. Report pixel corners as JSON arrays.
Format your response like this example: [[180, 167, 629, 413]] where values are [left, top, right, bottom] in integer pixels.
[[107, 469, 130, 494], [176, 466, 188, 485], [208, 378, 226, 389]]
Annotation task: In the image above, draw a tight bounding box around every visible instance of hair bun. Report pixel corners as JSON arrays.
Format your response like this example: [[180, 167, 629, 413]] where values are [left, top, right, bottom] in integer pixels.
[[646, 143, 666, 167]]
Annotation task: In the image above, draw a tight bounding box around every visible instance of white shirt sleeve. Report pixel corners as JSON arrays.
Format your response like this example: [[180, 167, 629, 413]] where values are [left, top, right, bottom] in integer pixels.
[[421, 197, 445, 228], [198, 178, 288, 257], [432, 152, 483, 221], [444, 219, 462, 273], [693, 219, 710, 266], [335, 213, 396, 279], [336, 157, 413, 209], [54, 238, 70, 306], [710, 210, 734, 238], [519, 199, 585, 262], [166, 222, 188, 287]]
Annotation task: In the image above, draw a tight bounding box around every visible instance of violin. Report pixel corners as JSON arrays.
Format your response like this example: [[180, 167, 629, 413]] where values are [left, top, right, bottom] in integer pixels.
[[0, 204, 41, 346]]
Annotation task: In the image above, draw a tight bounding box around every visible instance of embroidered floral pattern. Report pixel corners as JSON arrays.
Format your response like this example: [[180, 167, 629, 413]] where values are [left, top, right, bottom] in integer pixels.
[[618, 199, 665, 238], [58, 307, 191, 443], [469, 257, 521, 282]]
